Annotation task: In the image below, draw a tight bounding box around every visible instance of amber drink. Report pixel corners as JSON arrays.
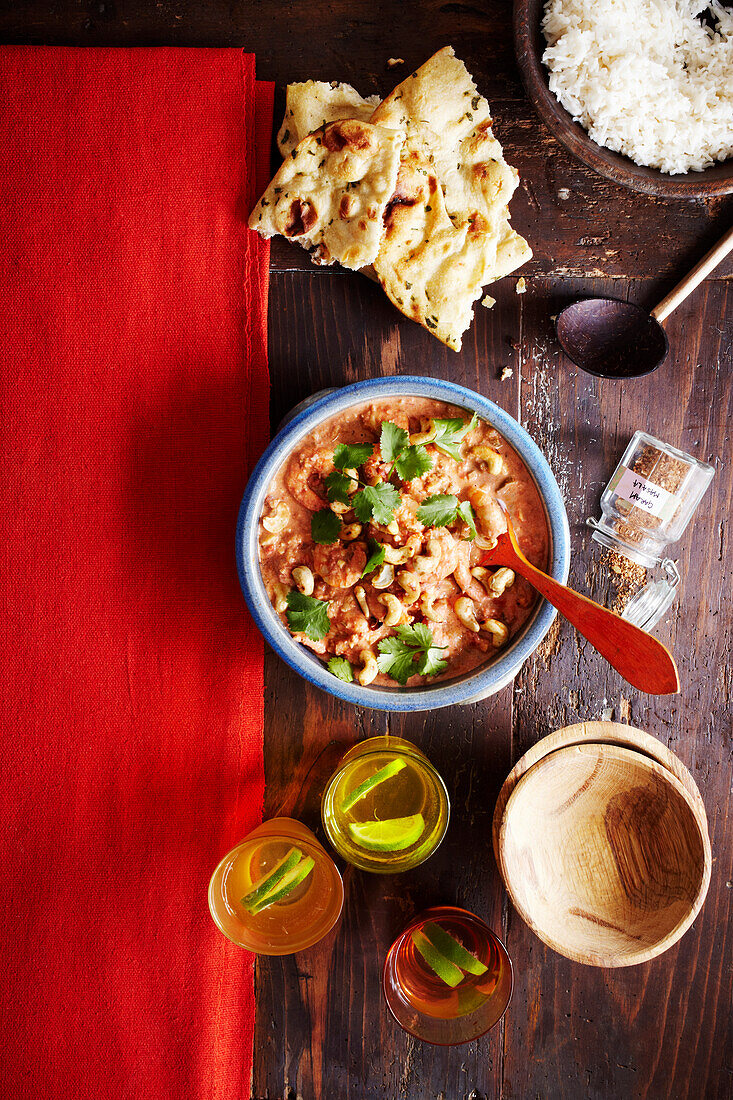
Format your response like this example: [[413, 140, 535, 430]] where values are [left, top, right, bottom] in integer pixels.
[[382, 906, 513, 1044], [321, 736, 449, 873], [208, 817, 344, 954]]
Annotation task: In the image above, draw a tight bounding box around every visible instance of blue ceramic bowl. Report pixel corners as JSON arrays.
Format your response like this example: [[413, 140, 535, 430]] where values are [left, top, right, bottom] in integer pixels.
[[236, 377, 569, 712]]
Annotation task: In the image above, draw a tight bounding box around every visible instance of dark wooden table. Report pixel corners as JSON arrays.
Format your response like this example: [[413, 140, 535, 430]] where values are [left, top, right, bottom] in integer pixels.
[[6, 4, 732, 1098]]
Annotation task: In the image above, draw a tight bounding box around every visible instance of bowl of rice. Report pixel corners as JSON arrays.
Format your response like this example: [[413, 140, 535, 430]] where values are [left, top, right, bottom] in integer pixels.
[[514, 0, 733, 197]]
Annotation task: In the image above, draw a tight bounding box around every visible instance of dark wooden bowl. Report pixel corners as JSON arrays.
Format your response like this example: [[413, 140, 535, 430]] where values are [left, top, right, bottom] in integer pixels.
[[514, 0, 733, 198]]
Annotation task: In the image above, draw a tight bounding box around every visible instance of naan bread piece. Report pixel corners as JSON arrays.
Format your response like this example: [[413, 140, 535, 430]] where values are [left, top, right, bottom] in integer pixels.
[[371, 47, 531, 287], [373, 150, 481, 351], [249, 119, 405, 271], [277, 81, 381, 157], [371, 47, 518, 224]]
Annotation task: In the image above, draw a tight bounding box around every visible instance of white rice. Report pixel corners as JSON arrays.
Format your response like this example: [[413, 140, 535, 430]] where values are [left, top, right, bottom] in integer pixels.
[[542, 0, 733, 174]]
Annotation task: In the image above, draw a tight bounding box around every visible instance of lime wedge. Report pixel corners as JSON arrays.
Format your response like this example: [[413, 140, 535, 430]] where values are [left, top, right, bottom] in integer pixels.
[[240, 847, 303, 913], [411, 929, 464, 988], [347, 813, 425, 852], [340, 757, 407, 813], [248, 855, 316, 915], [422, 922, 488, 976], [456, 987, 489, 1017]]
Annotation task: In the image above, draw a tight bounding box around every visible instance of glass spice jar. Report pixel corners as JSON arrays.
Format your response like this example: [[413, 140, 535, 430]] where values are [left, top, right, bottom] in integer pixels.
[[587, 431, 714, 630]]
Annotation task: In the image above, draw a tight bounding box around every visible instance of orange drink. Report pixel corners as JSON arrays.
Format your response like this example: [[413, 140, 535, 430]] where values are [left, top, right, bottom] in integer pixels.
[[382, 906, 513, 1044], [208, 817, 343, 954]]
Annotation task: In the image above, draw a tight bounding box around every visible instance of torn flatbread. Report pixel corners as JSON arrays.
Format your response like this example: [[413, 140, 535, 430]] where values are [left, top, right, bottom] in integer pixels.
[[277, 81, 381, 157], [373, 151, 473, 350], [366, 47, 531, 347], [371, 47, 519, 226], [249, 119, 405, 271], [370, 47, 531, 289]]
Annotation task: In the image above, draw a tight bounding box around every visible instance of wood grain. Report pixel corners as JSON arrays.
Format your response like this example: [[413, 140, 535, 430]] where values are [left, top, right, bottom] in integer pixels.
[[3, 4, 731, 1097], [497, 742, 711, 967]]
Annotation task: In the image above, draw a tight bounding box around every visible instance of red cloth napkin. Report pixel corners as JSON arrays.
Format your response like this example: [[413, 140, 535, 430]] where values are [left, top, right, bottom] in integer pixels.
[[0, 48, 272, 1099]]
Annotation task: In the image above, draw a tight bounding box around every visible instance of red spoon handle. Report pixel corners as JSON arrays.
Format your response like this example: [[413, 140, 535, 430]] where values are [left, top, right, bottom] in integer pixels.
[[506, 554, 680, 696]]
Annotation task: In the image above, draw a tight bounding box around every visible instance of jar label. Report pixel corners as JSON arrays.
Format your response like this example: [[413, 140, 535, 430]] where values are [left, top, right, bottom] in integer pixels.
[[610, 466, 676, 520]]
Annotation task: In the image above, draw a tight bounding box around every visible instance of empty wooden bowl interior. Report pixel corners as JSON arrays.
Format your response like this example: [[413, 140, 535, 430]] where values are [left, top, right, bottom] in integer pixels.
[[498, 743, 711, 967], [492, 721, 706, 867]]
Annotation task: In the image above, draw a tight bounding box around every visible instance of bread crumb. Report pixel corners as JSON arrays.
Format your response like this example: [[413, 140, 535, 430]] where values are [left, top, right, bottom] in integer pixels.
[[515, 277, 527, 294], [481, 295, 496, 308], [499, 366, 513, 381], [387, 58, 405, 67]]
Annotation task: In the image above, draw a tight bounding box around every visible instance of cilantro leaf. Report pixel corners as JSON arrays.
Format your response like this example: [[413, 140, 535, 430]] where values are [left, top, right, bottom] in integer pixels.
[[376, 637, 419, 685], [333, 441, 373, 471], [432, 413, 479, 461], [353, 482, 401, 526], [417, 493, 459, 528], [394, 622, 433, 649], [311, 508, 342, 544], [395, 444, 433, 482], [380, 421, 410, 463], [416, 647, 449, 678], [324, 470, 353, 505], [377, 623, 448, 685], [328, 657, 353, 682], [457, 500, 477, 540], [362, 539, 386, 577], [285, 590, 330, 641]]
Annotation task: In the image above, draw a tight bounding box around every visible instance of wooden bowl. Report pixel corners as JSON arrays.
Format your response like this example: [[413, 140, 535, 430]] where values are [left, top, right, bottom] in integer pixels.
[[514, 0, 733, 198], [497, 743, 712, 966], [492, 721, 706, 866]]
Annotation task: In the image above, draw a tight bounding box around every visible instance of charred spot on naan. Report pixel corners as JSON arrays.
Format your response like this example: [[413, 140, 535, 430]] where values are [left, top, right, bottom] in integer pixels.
[[249, 120, 406, 271], [284, 199, 318, 237], [276, 80, 381, 157]]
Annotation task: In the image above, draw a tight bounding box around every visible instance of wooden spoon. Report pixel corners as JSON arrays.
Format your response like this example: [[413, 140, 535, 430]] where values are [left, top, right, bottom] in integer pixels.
[[555, 224, 733, 378], [480, 513, 680, 695]]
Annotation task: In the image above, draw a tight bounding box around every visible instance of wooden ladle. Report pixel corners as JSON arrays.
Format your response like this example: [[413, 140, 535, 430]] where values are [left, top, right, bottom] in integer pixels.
[[555, 223, 733, 378], [480, 512, 680, 695]]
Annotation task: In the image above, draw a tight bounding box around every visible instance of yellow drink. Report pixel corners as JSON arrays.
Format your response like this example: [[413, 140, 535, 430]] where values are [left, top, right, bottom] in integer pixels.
[[321, 736, 450, 873]]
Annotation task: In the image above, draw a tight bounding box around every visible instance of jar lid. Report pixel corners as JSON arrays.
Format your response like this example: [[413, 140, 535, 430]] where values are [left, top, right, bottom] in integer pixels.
[[621, 560, 680, 631]]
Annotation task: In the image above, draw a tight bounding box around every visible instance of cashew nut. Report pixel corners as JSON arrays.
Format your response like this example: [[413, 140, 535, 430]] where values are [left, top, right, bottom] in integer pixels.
[[474, 533, 498, 551], [386, 520, 400, 537], [291, 565, 314, 596], [396, 570, 421, 606], [381, 593, 406, 627], [489, 567, 515, 597], [371, 562, 395, 590], [472, 445, 504, 476], [329, 500, 351, 515], [383, 543, 413, 565], [482, 618, 509, 648], [420, 591, 444, 623], [409, 418, 437, 446], [262, 500, 289, 533], [343, 468, 359, 495], [354, 585, 371, 620], [357, 649, 379, 686], [340, 523, 363, 542], [471, 566, 492, 593], [414, 538, 442, 575], [272, 582, 289, 613], [259, 530, 280, 549], [454, 596, 481, 633]]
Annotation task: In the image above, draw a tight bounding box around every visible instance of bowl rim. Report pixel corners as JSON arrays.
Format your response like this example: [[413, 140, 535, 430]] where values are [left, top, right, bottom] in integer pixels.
[[236, 376, 570, 712], [497, 741, 712, 967], [513, 0, 733, 199]]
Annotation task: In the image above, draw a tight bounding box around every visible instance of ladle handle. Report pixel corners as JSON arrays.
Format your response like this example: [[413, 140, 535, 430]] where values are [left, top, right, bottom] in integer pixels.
[[506, 553, 680, 695], [651, 224, 733, 324]]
